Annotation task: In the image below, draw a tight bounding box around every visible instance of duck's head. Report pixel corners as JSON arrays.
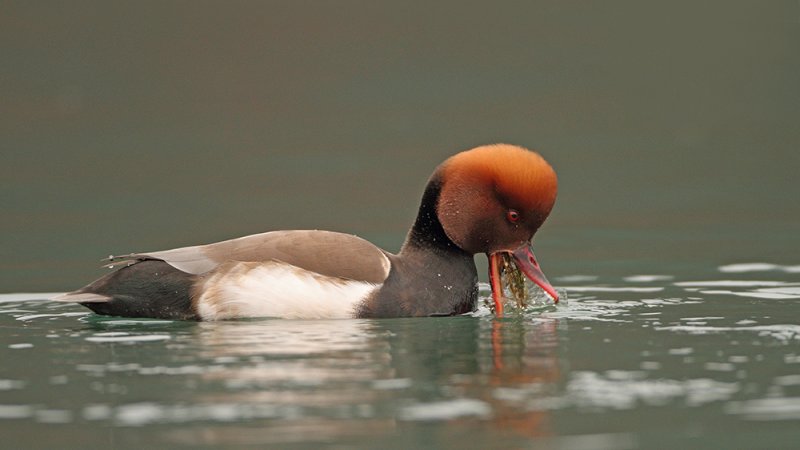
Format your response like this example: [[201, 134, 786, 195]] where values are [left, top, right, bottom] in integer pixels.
[[436, 144, 559, 314]]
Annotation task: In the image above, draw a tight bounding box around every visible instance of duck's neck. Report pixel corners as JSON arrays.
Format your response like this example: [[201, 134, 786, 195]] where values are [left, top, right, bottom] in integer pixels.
[[400, 176, 466, 259], [358, 178, 478, 318]]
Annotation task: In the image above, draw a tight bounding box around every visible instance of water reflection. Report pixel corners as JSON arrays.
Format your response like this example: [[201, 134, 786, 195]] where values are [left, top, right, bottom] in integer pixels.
[[481, 318, 561, 438], [151, 314, 567, 444], [179, 319, 395, 444], [195, 318, 386, 358], [1, 259, 799, 447], [194, 319, 393, 391]]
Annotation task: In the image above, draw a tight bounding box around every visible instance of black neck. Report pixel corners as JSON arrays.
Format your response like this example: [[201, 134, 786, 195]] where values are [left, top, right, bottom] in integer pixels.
[[358, 175, 479, 318], [400, 176, 468, 259]]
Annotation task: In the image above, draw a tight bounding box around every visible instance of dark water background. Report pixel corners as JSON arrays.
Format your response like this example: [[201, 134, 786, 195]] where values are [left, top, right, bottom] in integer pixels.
[[1, 2, 799, 448]]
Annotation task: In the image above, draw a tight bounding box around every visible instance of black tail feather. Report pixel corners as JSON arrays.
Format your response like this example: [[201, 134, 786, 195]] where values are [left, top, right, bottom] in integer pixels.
[[74, 260, 199, 320]]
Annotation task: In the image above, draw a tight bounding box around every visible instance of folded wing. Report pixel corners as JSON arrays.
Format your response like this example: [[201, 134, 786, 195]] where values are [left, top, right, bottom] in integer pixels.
[[108, 230, 391, 284]]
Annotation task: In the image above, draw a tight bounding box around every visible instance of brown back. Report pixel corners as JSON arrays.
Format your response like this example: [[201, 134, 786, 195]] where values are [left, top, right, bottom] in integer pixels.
[[133, 230, 391, 284]]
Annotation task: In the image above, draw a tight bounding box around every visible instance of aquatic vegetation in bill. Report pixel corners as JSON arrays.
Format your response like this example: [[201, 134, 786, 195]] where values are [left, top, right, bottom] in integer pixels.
[[500, 253, 527, 308], [493, 253, 562, 312]]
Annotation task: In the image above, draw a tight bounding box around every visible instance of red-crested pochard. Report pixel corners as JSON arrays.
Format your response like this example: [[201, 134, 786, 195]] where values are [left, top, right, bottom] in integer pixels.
[[53, 144, 558, 320]]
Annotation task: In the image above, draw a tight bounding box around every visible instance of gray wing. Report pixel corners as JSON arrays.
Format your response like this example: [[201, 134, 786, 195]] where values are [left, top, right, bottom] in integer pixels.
[[108, 230, 391, 284]]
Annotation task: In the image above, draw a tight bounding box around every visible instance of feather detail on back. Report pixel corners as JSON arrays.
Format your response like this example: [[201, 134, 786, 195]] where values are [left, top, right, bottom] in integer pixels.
[[101, 258, 138, 270]]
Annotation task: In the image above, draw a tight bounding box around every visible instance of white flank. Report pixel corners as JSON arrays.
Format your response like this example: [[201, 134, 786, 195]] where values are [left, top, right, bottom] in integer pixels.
[[195, 261, 379, 320]]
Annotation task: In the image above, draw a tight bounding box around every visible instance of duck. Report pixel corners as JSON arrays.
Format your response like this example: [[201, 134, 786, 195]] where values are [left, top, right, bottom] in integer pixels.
[[53, 144, 559, 320]]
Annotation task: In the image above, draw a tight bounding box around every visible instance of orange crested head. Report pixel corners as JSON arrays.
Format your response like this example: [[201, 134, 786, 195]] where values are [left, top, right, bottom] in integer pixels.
[[444, 144, 557, 214], [434, 144, 558, 255], [429, 143, 561, 311]]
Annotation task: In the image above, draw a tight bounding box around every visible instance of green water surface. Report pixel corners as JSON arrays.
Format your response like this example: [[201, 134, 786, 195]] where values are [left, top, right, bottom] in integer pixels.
[[1, 2, 799, 448]]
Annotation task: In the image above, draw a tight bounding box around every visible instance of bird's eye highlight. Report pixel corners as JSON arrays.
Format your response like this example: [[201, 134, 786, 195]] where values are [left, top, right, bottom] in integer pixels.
[[506, 209, 521, 223]]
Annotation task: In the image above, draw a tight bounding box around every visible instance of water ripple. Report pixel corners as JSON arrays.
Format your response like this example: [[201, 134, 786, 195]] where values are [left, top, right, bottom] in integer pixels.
[[719, 263, 800, 273], [0, 261, 798, 445], [566, 371, 740, 410], [85, 333, 172, 343], [399, 399, 492, 421], [725, 397, 800, 421], [656, 324, 800, 342]]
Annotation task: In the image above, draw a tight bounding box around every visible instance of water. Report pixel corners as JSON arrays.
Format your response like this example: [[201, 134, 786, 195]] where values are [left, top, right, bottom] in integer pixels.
[[2, 265, 799, 448], [2, 2, 800, 448]]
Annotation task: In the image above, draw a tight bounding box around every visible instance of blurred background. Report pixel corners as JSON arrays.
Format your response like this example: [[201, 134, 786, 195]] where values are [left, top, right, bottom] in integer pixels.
[[2, 1, 798, 291]]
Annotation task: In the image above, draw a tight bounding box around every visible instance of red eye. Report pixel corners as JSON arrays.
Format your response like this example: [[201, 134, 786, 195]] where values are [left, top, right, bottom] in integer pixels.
[[506, 209, 520, 223]]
